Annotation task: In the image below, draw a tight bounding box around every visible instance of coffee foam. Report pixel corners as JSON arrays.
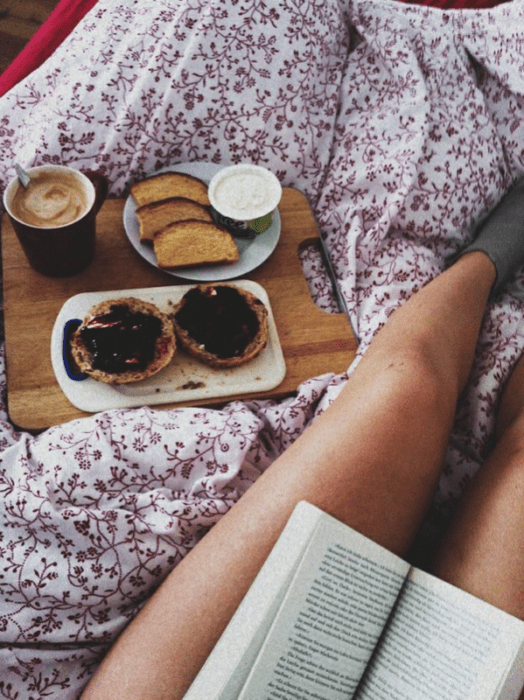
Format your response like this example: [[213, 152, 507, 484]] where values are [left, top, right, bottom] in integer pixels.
[[10, 170, 90, 228]]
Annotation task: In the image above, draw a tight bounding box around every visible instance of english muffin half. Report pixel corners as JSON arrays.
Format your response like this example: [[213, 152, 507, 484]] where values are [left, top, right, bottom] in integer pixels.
[[171, 284, 268, 368], [70, 297, 176, 384]]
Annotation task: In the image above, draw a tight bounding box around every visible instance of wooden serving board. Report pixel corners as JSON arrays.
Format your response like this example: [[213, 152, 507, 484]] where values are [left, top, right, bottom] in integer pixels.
[[2, 187, 357, 431]]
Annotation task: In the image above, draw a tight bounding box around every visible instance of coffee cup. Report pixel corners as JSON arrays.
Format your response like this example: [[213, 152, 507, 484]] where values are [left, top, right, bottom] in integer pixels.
[[3, 164, 109, 276], [208, 164, 282, 238]]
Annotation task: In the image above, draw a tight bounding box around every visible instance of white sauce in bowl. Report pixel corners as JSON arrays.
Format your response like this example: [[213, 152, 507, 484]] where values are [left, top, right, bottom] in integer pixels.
[[208, 164, 282, 221]]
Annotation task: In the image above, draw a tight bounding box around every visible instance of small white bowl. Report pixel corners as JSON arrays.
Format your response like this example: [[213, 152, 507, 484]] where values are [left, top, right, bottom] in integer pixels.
[[208, 164, 282, 236]]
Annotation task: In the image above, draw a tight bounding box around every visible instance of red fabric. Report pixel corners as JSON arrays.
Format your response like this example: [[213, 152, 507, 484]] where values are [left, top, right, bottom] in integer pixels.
[[0, 0, 99, 98]]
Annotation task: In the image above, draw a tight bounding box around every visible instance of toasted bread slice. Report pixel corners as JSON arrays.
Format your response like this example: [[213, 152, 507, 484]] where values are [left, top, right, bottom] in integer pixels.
[[130, 172, 210, 208], [136, 197, 214, 243], [70, 297, 176, 384], [172, 284, 269, 368], [153, 219, 239, 270]]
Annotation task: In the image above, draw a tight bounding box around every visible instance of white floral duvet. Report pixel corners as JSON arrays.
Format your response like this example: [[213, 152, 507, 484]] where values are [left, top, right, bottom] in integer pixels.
[[0, 0, 524, 695]]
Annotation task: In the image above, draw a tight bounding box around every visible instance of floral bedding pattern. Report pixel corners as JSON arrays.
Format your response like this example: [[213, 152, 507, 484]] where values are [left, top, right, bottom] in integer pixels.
[[1, 0, 524, 695]]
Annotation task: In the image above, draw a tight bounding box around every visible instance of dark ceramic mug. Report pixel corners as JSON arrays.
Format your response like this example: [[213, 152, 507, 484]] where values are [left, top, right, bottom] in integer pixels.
[[3, 164, 108, 277]]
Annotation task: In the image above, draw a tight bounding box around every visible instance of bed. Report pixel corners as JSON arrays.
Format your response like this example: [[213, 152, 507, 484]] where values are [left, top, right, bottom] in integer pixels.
[[0, 0, 523, 696]]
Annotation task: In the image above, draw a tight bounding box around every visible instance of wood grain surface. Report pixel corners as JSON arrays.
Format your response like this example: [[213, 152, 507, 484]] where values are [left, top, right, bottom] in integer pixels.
[[0, 0, 60, 73], [2, 187, 357, 430]]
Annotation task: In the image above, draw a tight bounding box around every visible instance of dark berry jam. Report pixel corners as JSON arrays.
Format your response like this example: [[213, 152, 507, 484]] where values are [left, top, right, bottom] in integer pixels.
[[79, 304, 162, 374], [174, 286, 260, 358]]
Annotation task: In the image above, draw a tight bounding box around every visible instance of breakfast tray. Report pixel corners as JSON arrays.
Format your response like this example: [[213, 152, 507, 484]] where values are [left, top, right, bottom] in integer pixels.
[[2, 187, 357, 430]]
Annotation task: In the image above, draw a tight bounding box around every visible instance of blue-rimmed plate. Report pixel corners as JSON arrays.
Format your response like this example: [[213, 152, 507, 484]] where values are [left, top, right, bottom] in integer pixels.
[[123, 161, 281, 282]]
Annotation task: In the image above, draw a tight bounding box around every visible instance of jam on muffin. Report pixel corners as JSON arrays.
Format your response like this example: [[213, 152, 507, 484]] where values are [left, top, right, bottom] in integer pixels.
[[70, 297, 176, 384], [171, 284, 268, 369]]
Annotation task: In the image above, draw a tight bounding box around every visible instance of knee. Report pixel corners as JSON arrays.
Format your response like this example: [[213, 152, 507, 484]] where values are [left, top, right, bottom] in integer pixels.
[[386, 343, 456, 412], [368, 346, 455, 433]]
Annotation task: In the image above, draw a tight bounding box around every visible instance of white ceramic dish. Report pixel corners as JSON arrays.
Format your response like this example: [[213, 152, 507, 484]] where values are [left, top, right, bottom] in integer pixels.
[[123, 162, 281, 282], [51, 280, 286, 413]]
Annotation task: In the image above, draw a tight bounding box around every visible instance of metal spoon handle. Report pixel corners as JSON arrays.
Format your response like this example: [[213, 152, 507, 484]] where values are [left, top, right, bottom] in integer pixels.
[[15, 163, 31, 188]]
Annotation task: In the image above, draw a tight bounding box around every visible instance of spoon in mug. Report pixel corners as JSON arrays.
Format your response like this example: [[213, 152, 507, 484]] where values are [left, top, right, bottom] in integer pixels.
[[15, 163, 31, 188]]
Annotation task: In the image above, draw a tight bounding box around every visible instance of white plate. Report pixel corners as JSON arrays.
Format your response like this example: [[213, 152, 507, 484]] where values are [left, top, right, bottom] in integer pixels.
[[123, 162, 281, 282], [51, 281, 286, 413]]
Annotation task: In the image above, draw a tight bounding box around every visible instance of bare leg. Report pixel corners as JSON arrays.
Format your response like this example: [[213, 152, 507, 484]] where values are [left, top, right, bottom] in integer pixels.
[[82, 252, 496, 700], [433, 351, 524, 621]]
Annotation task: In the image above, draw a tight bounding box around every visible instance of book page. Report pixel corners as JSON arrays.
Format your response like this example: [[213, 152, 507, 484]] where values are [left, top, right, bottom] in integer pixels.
[[237, 514, 410, 700], [183, 502, 326, 700], [356, 568, 524, 700]]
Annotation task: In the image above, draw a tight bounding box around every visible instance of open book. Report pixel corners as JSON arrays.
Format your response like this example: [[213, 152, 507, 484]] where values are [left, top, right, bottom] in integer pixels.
[[183, 501, 524, 700]]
